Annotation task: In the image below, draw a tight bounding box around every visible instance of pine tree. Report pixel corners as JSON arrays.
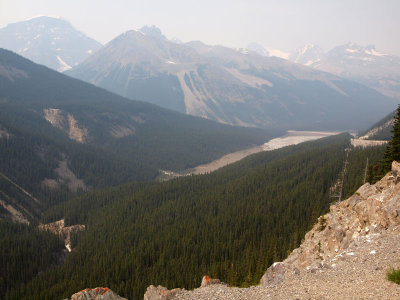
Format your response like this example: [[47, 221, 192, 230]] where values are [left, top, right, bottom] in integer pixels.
[[382, 104, 400, 172]]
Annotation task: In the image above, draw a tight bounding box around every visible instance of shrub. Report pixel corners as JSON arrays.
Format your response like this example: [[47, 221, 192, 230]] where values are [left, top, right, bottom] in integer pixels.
[[387, 268, 400, 284]]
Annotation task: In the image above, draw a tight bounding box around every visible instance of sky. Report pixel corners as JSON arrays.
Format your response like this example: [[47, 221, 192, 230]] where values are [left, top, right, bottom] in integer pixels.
[[1, 0, 400, 55]]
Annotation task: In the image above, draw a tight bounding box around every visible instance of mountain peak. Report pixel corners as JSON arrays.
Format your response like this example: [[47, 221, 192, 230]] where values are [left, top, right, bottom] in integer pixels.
[[330, 42, 388, 57], [139, 25, 166, 40], [5, 15, 72, 30], [0, 16, 101, 72], [247, 42, 270, 56], [290, 44, 324, 65]]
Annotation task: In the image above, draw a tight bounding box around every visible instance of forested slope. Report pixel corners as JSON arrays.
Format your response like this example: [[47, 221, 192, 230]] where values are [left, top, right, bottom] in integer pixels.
[[359, 109, 395, 140], [2, 134, 385, 300], [0, 48, 278, 218], [0, 48, 275, 174]]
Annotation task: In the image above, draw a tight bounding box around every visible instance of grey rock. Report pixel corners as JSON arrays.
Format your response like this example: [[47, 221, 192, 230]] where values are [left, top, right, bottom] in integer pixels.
[[392, 161, 400, 175], [201, 275, 223, 287], [260, 262, 286, 285], [70, 287, 126, 300], [144, 285, 183, 300]]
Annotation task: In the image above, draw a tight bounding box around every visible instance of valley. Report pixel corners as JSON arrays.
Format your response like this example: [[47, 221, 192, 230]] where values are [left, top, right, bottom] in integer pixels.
[[0, 10, 399, 300], [159, 130, 340, 180]]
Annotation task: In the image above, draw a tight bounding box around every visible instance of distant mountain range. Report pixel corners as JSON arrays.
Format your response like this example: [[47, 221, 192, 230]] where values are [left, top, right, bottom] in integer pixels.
[[0, 16, 102, 71], [1, 17, 397, 130], [251, 42, 400, 99], [67, 27, 396, 131]]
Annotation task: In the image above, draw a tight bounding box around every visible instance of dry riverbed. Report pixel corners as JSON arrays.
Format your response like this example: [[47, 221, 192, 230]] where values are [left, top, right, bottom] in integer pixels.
[[158, 130, 340, 181]]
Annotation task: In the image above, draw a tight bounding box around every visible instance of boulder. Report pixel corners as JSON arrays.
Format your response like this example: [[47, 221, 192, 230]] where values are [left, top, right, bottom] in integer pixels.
[[201, 275, 223, 287], [144, 285, 183, 300], [392, 160, 400, 175], [260, 262, 286, 285]]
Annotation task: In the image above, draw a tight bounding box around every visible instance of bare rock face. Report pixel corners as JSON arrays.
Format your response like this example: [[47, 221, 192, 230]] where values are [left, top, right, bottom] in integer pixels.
[[70, 287, 126, 300], [271, 160, 400, 277], [43, 108, 88, 143], [144, 285, 183, 300], [38, 219, 85, 252]]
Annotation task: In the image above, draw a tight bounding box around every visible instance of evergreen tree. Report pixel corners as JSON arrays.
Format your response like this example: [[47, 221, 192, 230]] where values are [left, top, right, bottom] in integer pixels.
[[382, 104, 400, 172], [366, 105, 400, 183]]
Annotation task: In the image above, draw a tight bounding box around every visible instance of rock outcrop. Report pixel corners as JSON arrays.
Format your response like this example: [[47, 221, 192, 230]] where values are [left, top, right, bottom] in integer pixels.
[[200, 275, 224, 287], [281, 160, 400, 271], [38, 219, 85, 252], [144, 161, 400, 299], [144, 286, 184, 300], [70, 287, 126, 300], [43, 108, 88, 143], [351, 138, 388, 148], [260, 262, 287, 286]]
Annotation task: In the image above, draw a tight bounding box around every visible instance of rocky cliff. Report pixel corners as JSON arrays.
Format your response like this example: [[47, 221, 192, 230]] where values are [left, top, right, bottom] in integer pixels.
[[143, 161, 400, 299]]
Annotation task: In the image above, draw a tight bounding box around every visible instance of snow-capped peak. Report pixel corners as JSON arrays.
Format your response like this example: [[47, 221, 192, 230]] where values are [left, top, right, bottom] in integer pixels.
[[290, 44, 323, 64], [0, 16, 102, 71], [297, 44, 317, 56]]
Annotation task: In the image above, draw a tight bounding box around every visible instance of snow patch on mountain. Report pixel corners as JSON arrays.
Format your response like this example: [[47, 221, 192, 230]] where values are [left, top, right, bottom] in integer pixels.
[[265, 47, 290, 59], [0, 16, 102, 71], [247, 43, 289, 59], [289, 42, 400, 98], [365, 49, 385, 56], [56, 56, 72, 71]]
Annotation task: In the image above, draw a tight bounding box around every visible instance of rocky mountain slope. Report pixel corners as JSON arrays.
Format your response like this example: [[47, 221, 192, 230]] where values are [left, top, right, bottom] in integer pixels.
[[144, 161, 400, 299], [68, 27, 396, 131], [0, 16, 102, 72], [359, 110, 396, 141]]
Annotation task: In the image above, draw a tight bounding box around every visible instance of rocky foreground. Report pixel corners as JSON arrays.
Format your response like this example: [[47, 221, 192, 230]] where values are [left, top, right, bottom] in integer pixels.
[[69, 287, 127, 300], [144, 161, 400, 299], [69, 162, 400, 299]]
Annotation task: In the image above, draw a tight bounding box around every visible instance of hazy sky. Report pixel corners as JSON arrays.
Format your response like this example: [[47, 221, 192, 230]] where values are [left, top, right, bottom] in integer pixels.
[[1, 0, 399, 55]]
